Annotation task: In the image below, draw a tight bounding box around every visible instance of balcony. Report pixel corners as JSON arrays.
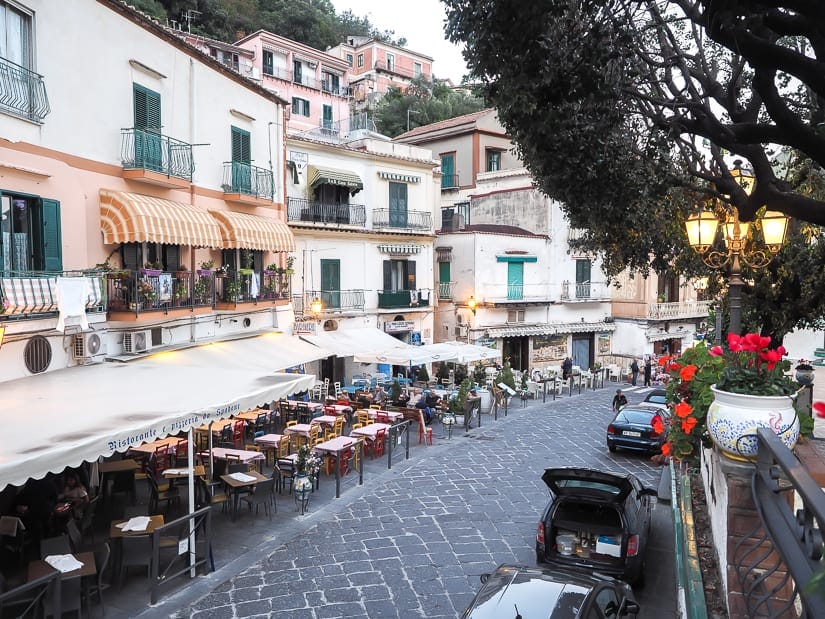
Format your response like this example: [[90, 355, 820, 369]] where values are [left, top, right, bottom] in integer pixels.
[[303, 289, 365, 312], [647, 300, 711, 320], [372, 209, 433, 232], [0, 271, 104, 320], [0, 56, 50, 123], [441, 174, 460, 190], [292, 72, 319, 89], [222, 162, 275, 205], [482, 283, 553, 304], [377, 289, 431, 309], [120, 128, 193, 188], [287, 197, 366, 227], [373, 60, 425, 80], [560, 280, 610, 302], [262, 66, 291, 81], [321, 83, 351, 97], [437, 281, 453, 300]]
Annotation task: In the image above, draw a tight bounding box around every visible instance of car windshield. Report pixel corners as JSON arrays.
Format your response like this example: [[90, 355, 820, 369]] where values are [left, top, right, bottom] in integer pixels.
[[616, 410, 655, 425], [646, 394, 667, 404], [553, 480, 622, 495]]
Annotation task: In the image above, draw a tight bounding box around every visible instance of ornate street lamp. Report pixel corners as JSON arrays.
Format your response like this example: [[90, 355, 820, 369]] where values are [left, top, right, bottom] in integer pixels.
[[467, 295, 477, 315], [685, 164, 789, 335]]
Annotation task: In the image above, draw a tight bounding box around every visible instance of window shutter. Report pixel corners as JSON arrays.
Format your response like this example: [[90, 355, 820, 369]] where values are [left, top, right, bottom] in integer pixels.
[[407, 260, 416, 290], [163, 245, 180, 271], [133, 84, 161, 130], [222, 249, 236, 273], [253, 250, 264, 272], [382, 260, 392, 292], [121, 243, 140, 270], [40, 198, 62, 271], [231, 126, 250, 163], [576, 259, 591, 283]]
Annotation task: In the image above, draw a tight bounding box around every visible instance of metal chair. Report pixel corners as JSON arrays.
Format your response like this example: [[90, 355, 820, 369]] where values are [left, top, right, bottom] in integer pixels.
[[240, 477, 276, 519], [39, 535, 71, 558]]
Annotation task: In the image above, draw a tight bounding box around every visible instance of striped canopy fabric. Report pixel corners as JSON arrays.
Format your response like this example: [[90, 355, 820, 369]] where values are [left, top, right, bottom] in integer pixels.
[[99, 189, 222, 247], [307, 164, 363, 194], [209, 209, 296, 251]]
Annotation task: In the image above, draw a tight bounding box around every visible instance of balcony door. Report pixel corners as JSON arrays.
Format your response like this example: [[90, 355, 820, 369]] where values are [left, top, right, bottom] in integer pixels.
[[133, 84, 162, 172], [322, 104, 333, 130], [575, 259, 591, 298], [388, 182, 408, 228], [507, 262, 523, 300], [231, 126, 251, 193], [441, 153, 455, 188], [320, 259, 340, 309]]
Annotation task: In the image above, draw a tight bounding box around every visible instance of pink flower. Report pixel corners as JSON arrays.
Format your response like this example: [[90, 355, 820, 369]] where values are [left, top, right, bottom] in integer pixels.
[[814, 402, 825, 419], [709, 345, 723, 356]]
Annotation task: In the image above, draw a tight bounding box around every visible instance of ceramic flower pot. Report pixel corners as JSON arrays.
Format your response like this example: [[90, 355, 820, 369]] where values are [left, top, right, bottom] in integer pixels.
[[707, 385, 799, 461], [795, 368, 815, 386]]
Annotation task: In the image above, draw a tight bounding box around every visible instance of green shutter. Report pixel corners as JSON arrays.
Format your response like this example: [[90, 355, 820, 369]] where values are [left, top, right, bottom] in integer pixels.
[[40, 198, 62, 272], [507, 262, 523, 300], [231, 126, 251, 163], [406, 260, 416, 290], [383, 260, 392, 292], [322, 104, 333, 129], [133, 83, 160, 130], [438, 262, 450, 283], [388, 182, 408, 227], [441, 154, 454, 188], [321, 259, 341, 308], [575, 259, 591, 283]]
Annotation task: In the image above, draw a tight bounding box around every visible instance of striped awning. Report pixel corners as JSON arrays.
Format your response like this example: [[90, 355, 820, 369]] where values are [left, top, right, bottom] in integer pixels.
[[308, 165, 363, 194], [486, 321, 617, 338], [378, 243, 422, 255], [378, 171, 420, 183], [209, 210, 296, 251], [99, 189, 222, 247]]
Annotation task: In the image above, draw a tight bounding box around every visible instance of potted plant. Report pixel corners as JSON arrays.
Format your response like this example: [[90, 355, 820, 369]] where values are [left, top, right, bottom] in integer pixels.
[[285, 255, 295, 276], [141, 261, 163, 276], [194, 278, 210, 304], [224, 278, 241, 302], [436, 361, 450, 384], [264, 263, 280, 275], [138, 280, 158, 304], [198, 259, 215, 277], [173, 280, 188, 306], [239, 251, 254, 275], [175, 264, 188, 278], [795, 359, 815, 385], [416, 364, 430, 386], [663, 334, 806, 462], [294, 444, 321, 513], [473, 363, 487, 387]]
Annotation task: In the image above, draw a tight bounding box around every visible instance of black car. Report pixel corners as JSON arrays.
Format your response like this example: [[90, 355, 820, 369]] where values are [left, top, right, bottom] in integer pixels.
[[536, 468, 656, 585], [606, 405, 667, 455], [461, 564, 639, 619], [641, 388, 669, 413]]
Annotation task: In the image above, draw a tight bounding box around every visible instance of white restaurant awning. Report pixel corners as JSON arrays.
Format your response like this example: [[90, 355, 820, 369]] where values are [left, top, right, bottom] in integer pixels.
[[0, 365, 315, 489], [299, 327, 408, 358], [353, 345, 458, 365], [418, 341, 503, 364]]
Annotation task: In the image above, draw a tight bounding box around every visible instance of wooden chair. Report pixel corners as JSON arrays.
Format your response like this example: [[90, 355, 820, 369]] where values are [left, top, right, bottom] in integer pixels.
[[356, 410, 370, 426], [285, 420, 298, 428], [334, 417, 345, 438], [373, 428, 387, 458], [232, 420, 245, 449], [351, 422, 363, 431], [174, 439, 189, 467], [277, 435, 290, 458], [308, 425, 320, 446], [376, 411, 389, 424], [417, 410, 433, 446]]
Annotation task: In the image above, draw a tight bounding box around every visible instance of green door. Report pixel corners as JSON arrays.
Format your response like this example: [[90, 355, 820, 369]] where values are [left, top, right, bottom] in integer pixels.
[[133, 84, 162, 172], [39, 198, 62, 272], [231, 126, 251, 194], [320, 259, 340, 308], [441, 154, 455, 188], [438, 262, 451, 299], [322, 104, 333, 130], [388, 182, 408, 228], [507, 262, 523, 299], [575, 259, 591, 298]]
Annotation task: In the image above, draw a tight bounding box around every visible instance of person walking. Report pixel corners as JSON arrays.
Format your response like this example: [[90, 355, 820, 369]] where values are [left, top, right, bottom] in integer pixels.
[[612, 389, 628, 413], [643, 357, 652, 387], [630, 359, 639, 386]]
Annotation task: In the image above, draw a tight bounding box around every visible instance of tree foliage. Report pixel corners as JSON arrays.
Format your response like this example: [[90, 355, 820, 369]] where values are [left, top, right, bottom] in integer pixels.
[[374, 76, 485, 137], [442, 1, 825, 267]]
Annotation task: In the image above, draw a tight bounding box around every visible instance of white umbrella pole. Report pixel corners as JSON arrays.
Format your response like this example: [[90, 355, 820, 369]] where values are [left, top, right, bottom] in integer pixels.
[[188, 427, 196, 576]]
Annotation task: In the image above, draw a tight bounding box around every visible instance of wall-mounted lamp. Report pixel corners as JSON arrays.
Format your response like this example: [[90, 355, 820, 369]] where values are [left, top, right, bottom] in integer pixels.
[[467, 296, 477, 315], [310, 297, 323, 319], [0, 325, 5, 349]]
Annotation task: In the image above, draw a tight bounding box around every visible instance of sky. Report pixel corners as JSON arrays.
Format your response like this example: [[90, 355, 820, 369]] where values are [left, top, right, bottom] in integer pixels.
[[329, 0, 469, 83]]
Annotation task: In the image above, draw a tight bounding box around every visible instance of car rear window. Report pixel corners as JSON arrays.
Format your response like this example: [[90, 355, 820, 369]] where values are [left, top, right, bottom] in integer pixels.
[[646, 394, 667, 404], [615, 410, 656, 425], [554, 480, 622, 495]]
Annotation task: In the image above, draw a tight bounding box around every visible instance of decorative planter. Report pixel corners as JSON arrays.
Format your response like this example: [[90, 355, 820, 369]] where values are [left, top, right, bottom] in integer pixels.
[[239, 268, 254, 275], [294, 474, 312, 514], [795, 368, 815, 386], [141, 268, 162, 276], [707, 385, 799, 461], [197, 269, 213, 277]]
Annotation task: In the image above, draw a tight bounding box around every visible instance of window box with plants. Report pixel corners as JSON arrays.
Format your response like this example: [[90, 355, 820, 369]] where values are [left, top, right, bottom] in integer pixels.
[[141, 261, 163, 276], [197, 259, 215, 277]]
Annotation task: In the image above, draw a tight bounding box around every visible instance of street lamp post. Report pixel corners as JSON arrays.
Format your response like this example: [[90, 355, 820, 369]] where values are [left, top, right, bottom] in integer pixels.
[[684, 165, 789, 335]]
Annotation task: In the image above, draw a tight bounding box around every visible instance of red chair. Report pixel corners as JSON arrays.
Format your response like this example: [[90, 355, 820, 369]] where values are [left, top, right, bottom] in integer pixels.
[[174, 439, 188, 466], [232, 420, 245, 449], [376, 411, 389, 424], [417, 410, 433, 445], [373, 429, 386, 458], [324, 406, 337, 416]]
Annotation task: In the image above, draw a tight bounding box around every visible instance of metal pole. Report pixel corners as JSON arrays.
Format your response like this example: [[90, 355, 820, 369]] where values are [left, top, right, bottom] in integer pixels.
[[728, 253, 743, 335], [187, 427, 196, 576]]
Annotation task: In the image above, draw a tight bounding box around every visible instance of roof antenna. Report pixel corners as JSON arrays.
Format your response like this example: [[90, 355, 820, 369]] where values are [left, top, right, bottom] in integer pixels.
[[182, 9, 201, 33]]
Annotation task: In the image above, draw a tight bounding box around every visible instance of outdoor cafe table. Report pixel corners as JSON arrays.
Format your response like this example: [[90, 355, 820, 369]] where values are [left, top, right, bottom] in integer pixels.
[[310, 415, 338, 428], [312, 436, 357, 498], [220, 470, 269, 521], [162, 465, 205, 488], [253, 433, 284, 448], [128, 436, 181, 456], [109, 515, 165, 586], [201, 447, 265, 465], [350, 423, 391, 455], [98, 458, 140, 504], [283, 423, 313, 439], [285, 400, 324, 412], [367, 409, 404, 423], [28, 550, 97, 607], [234, 409, 266, 423]]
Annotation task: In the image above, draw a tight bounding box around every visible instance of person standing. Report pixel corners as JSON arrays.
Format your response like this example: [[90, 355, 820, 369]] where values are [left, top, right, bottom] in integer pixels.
[[643, 357, 652, 387], [612, 389, 628, 412], [630, 359, 639, 386], [562, 357, 573, 380]]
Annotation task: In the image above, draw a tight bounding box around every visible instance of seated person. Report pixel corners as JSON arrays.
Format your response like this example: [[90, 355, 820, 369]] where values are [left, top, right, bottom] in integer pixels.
[[372, 385, 387, 406], [393, 389, 410, 407], [59, 471, 89, 520], [416, 391, 442, 424]]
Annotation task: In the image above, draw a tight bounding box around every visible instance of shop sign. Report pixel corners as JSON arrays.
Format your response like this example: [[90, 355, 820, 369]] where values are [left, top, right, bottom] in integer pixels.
[[293, 320, 317, 335], [384, 320, 415, 333]]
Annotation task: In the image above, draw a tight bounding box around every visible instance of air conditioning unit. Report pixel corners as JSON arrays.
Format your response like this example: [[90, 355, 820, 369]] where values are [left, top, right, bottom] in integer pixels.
[[455, 325, 468, 337], [72, 331, 107, 364], [308, 61, 317, 69], [123, 329, 152, 355]]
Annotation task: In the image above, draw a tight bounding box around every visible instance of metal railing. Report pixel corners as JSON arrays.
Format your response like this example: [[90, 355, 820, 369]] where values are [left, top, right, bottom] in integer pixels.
[[647, 300, 712, 320], [292, 72, 319, 89], [222, 161, 274, 201], [441, 174, 460, 189], [321, 82, 351, 97], [748, 428, 825, 618], [261, 271, 291, 300], [302, 289, 365, 311], [349, 113, 377, 133], [105, 270, 215, 314], [262, 65, 291, 80], [1, 270, 106, 319], [377, 289, 431, 309], [671, 462, 709, 619], [437, 281, 453, 300], [150, 506, 212, 604], [482, 283, 553, 303], [121, 128, 194, 182], [372, 209, 433, 231], [560, 280, 610, 301], [373, 60, 421, 79], [0, 570, 60, 616], [0, 56, 50, 123], [287, 197, 366, 226]]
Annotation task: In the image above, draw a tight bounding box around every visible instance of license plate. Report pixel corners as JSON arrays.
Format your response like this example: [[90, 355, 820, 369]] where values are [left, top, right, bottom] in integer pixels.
[[623, 431, 641, 437]]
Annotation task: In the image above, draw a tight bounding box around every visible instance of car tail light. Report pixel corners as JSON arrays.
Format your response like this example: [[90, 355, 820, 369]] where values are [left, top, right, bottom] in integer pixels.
[[649, 427, 661, 438], [627, 534, 639, 557], [537, 522, 545, 545], [607, 425, 615, 435]]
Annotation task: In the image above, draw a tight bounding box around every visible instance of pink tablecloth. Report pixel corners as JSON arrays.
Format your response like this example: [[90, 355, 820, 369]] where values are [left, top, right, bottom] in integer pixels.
[[284, 424, 313, 438], [312, 436, 355, 454], [350, 423, 391, 440], [202, 448, 264, 464]]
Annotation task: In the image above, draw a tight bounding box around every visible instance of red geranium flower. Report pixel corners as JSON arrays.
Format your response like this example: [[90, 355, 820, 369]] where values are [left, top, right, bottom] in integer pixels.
[[759, 348, 784, 370], [661, 442, 671, 456], [674, 401, 693, 418], [651, 415, 664, 435], [681, 416, 697, 433], [658, 355, 671, 366], [814, 402, 825, 419], [709, 345, 723, 356], [679, 365, 697, 382], [727, 332, 743, 352]]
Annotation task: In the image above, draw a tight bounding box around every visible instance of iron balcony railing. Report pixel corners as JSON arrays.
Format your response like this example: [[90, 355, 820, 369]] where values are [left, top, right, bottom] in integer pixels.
[[121, 128, 194, 182], [437, 281, 453, 300], [222, 162, 274, 201], [349, 113, 376, 133], [303, 289, 365, 312], [373, 60, 423, 80], [482, 283, 553, 303], [321, 82, 351, 97], [292, 72, 319, 89], [560, 280, 610, 301], [373, 209, 433, 231], [647, 300, 712, 320], [287, 197, 366, 226], [377, 289, 431, 309], [0, 270, 105, 320], [441, 174, 460, 189], [0, 56, 50, 123]]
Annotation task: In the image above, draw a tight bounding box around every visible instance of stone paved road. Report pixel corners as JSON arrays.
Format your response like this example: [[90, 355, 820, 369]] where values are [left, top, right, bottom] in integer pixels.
[[145, 385, 673, 619]]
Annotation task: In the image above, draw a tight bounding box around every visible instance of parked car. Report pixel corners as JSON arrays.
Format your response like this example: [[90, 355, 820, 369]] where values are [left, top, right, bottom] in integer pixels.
[[606, 405, 667, 455], [641, 388, 669, 413], [536, 468, 656, 585], [461, 563, 639, 618]]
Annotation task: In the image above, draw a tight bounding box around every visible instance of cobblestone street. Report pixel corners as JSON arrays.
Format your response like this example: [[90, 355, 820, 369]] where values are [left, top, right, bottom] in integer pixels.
[[141, 384, 674, 619]]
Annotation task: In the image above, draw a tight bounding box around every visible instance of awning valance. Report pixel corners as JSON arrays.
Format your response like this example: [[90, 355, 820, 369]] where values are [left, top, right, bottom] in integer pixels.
[[496, 255, 538, 263], [378, 243, 422, 255], [100, 189, 223, 247], [378, 171, 420, 183], [486, 321, 617, 338], [299, 327, 407, 358], [646, 329, 691, 343], [308, 165, 363, 194], [209, 210, 296, 252]]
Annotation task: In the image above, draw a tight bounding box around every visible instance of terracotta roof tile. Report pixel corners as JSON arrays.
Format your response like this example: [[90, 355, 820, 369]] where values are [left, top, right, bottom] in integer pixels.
[[396, 109, 495, 140]]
